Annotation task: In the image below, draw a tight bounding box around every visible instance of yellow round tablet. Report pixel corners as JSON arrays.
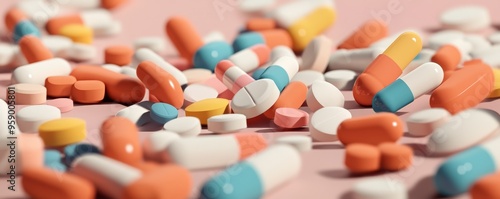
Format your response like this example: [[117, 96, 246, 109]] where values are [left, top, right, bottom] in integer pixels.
[[59, 24, 93, 44], [185, 98, 231, 125], [38, 118, 86, 147]]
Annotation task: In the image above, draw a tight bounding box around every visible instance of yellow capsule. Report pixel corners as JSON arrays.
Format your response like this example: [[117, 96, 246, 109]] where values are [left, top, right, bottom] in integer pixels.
[[383, 31, 422, 70], [185, 98, 231, 125], [38, 118, 86, 147], [488, 68, 500, 98], [287, 6, 336, 52], [59, 24, 93, 44]]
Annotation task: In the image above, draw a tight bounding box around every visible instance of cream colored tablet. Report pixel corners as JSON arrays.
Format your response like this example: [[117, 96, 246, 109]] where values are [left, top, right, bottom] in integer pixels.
[[17, 105, 61, 133], [183, 84, 218, 107], [353, 178, 408, 199], [63, 44, 97, 62], [9, 84, 47, 105], [291, 70, 325, 87], [274, 135, 312, 152], [163, 116, 202, 137], [115, 101, 154, 126], [440, 6, 490, 32], [324, 70, 357, 90], [182, 68, 212, 84], [310, 107, 352, 142], [207, 114, 247, 134], [11, 58, 71, 85], [231, 79, 280, 118], [300, 35, 332, 72], [406, 108, 451, 137], [41, 35, 73, 56], [306, 80, 344, 112]]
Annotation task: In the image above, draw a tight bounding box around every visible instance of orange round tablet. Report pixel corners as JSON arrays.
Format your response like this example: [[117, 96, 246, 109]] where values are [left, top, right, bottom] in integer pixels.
[[345, 143, 381, 174], [431, 44, 461, 71], [338, 113, 404, 146], [101, 116, 143, 166], [378, 143, 413, 171], [470, 172, 500, 199], [165, 16, 204, 65], [45, 76, 77, 97], [264, 81, 308, 119], [338, 19, 388, 49], [45, 14, 84, 35], [246, 18, 276, 31], [22, 168, 95, 199], [104, 45, 134, 66], [19, 35, 53, 64], [71, 80, 105, 104]]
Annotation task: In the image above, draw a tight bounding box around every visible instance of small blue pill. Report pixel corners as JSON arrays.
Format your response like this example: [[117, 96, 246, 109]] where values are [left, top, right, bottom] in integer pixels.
[[13, 20, 41, 43], [150, 102, 178, 124], [194, 41, 234, 72], [64, 143, 101, 166], [232, 32, 265, 52], [258, 65, 289, 92]]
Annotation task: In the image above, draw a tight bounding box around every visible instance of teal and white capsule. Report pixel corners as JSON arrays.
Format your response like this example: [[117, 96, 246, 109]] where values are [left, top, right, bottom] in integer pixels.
[[373, 62, 444, 112], [200, 144, 301, 199]]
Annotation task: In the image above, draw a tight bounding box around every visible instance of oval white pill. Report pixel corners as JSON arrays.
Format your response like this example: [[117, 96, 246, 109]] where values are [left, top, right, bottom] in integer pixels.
[[11, 58, 71, 85], [231, 79, 280, 118], [353, 178, 408, 199], [163, 116, 202, 137], [427, 30, 464, 50], [324, 70, 357, 90], [309, 107, 352, 142], [291, 70, 325, 87], [41, 35, 73, 56], [102, 64, 122, 73], [440, 6, 490, 32], [300, 35, 332, 72], [239, 0, 275, 12], [120, 66, 138, 79], [116, 101, 154, 126], [183, 84, 219, 106], [306, 80, 344, 112], [406, 108, 451, 137], [465, 35, 491, 55], [274, 135, 312, 152], [133, 37, 166, 54], [207, 114, 247, 134], [94, 20, 122, 37], [17, 105, 61, 133], [62, 44, 97, 62], [488, 32, 500, 44]]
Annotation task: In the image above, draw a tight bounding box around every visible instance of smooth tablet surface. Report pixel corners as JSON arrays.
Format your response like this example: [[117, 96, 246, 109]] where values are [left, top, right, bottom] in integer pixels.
[[45, 76, 77, 97], [17, 105, 61, 133], [378, 143, 413, 171], [183, 84, 219, 106], [41, 35, 73, 55], [12, 58, 72, 85], [182, 68, 213, 84], [133, 37, 166, 53], [337, 113, 404, 146], [22, 168, 95, 199], [185, 98, 230, 125], [427, 30, 464, 50], [324, 70, 357, 90], [291, 70, 325, 87], [264, 81, 308, 119], [63, 44, 97, 62], [309, 107, 352, 142], [163, 116, 202, 137], [46, 98, 74, 113], [9, 83, 47, 105], [136, 61, 184, 108], [71, 80, 105, 104], [306, 80, 345, 112], [353, 178, 408, 199], [100, 116, 142, 166], [150, 103, 178, 124], [207, 114, 247, 134], [274, 135, 312, 152], [300, 35, 331, 72], [38, 118, 86, 147], [104, 45, 133, 66], [440, 6, 490, 32], [231, 79, 280, 118], [345, 144, 381, 174], [274, 108, 309, 129], [406, 108, 451, 137]]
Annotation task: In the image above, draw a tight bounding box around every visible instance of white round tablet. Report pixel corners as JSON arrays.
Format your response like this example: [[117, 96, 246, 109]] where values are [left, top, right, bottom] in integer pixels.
[[17, 105, 61, 133], [406, 108, 451, 137], [306, 80, 345, 112], [274, 135, 312, 152], [309, 107, 351, 142], [41, 35, 73, 55], [427, 30, 464, 50], [324, 70, 357, 90], [300, 35, 332, 72], [62, 44, 97, 62], [488, 32, 500, 44], [183, 84, 219, 106], [133, 37, 166, 53], [440, 6, 490, 32], [163, 116, 202, 137], [353, 178, 408, 199], [291, 70, 325, 87], [465, 35, 492, 55], [94, 20, 122, 37], [231, 79, 280, 118], [207, 114, 247, 134]]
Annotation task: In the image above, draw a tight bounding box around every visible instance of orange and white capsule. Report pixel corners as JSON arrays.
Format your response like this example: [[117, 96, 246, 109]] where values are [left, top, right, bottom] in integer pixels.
[[431, 39, 472, 71], [228, 44, 270, 72], [215, 60, 255, 93]]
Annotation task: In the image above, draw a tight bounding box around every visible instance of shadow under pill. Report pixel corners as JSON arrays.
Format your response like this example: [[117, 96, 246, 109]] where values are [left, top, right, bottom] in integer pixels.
[[312, 144, 344, 150], [343, 100, 364, 109], [318, 169, 384, 179], [339, 191, 354, 199], [406, 143, 442, 158], [138, 122, 163, 131], [409, 175, 441, 199], [256, 128, 280, 133]]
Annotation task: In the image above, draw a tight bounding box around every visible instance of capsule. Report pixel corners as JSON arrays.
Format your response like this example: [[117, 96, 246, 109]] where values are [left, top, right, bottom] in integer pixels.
[[215, 60, 255, 93], [352, 31, 423, 106], [45, 9, 113, 35], [4, 8, 41, 43], [131, 48, 188, 87], [200, 144, 301, 199], [227, 44, 270, 72], [338, 19, 388, 50], [63, 0, 127, 10], [488, 68, 500, 98], [337, 113, 404, 146], [22, 168, 95, 199], [431, 39, 472, 71], [19, 35, 53, 64], [245, 18, 277, 31], [470, 172, 500, 199], [100, 117, 142, 167], [232, 29, 293, 52], [328, 48, 384, 73], [255, 65, 290, 92], [373, 62, 444, 113]]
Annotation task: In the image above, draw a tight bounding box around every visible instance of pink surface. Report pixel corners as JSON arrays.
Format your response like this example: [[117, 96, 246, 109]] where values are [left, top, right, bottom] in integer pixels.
[[2, 0, 500, 199]]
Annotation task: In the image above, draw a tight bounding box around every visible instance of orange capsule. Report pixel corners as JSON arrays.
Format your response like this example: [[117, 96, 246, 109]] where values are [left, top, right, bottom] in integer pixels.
[[104, 45, 134, 66], [378, 143, 413, 171], [5, 8, 26, 32], [246, 18, 277, 31], [101, 0, 127, 9], [337, 113, 404, 146], [100, 116, 143, 166], [263, 81, 308, 119], [443, 70, 455, 82], [45, 76, 77, 97], [22, 168, 95, 199], [136, 61, 184, 109], [430, 62, 494, 114], [71, 80, 105, 104], [19, 36, 53, 64], [165, 16, 204, 65], [45, 14, 84, 35], [233, 29, 293, 52], [470, 172, 500, 199], [431, 44, 461, 71], [345, 143, 381, 174], [338, 19, 388, 49]]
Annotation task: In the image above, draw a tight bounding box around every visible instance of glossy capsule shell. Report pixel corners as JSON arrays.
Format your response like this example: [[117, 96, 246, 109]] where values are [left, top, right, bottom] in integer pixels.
[[232, 29, 293, 52], [338, 19, 388, 50], [193, 41, 234, 72], [5, 8, 41, 43], [337, 113, 404, 146], [165, 16, 204, 65], [100, 116, 142, 167], [286, 6, 336, 51]]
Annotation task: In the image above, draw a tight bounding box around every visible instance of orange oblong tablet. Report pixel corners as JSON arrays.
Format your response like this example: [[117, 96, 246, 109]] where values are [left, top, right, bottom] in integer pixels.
[[378, 143, 413, 171], [45, 76, 77, 97], [45, 14, 84, 35], [345, 143, 381, 174], [71, 80, 105, 104], [431, 44, 461, 71], [470, 172, 500, 199], [19, 35, 53, 64], [165, 16, 204, 65], [338, 19, 388, 49], [337, 113, 404, 146], [22, 168, 95, 199], [101, 0, 127, 9], [258, 29, 293, 49], [264, 81, 308, 119], [105, 45, 134, 66], [100, 116, 143, 166], [246, 18, 276, 31], [430, 62, 494, 114], [70, 65, 145, 104], [137, 61, 184, 109]]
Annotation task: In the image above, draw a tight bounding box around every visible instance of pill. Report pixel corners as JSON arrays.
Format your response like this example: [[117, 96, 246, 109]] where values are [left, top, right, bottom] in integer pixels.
[[94, 20, 122, 37], [431, 40, 471, 71], [22, 168, 95, 199], [307, 80, 345, 112], [300, 35, 331, 72], [116, 101, 154, 126], [338, 19, 388, 50], [274, 108, 309, 129], [353, 178, 407, 199], [328, 48, 384, 73], [62, 43, 97, 62], [131, 48, 188, 86], [440, 6, 490, 32], [232, 29, 293, 52], [488, 32, 500, 44], [142, 131, 180, 162], [46, 98, 74, 113], [120, 66, 138, 79], [475, 47, 500, 68], [168, 132, 267, 170], [256, 65, 290, 92], [100, 116, 142, 166], [38, 118, 86, 147], [101, 0, 127, 9], [5, 8, 41, 43], [17, 105, 61, 133], [133, 37, 166, 53], [201, 144, 299, 199], [309, 107, 352, 142], [44, 76, 77, 97], [266, 45, 296, 66], [470, 172, 500, 199], [291, 70, 325, 87], [71, 80, 105, 104], [5, 133, 44, 175], [434, 136, 500, 196], [207, 114, 247, 134], [19, 35, 53, 64], [185, 98, 231, 125], [228, 44, 270, 72], [430, 62, 494, 114], [274, 135, 312, 152], [59, 24, 94, 44], [8, 83, 47, 105], [324, 70, 357, 90], [263, 81, 307, 119], [64, 143, 101, 166], [427, 30, 464, 50], [338, 113, 404, 146], [428, 108, 500, 155], [345, 143, 380, 174], [45, 10, 113, 35], [378, 143, 413, 171], [203, 31, 226, 44], [267, 56, 300, 82], [0, 43, 16, 66], [488, 69, 500, 98], [373, 62, 444, 113], [105, 45, 134, 66], [102, 64, 123, 73], [163, 116, 202, 137], [239, 0, 275, 12], [231, 79, 280, 118], [182, 68, 212, 84], [402, 48, 436, 76], [465, 35, 491, 55], [150, 102, 178, 124], [183, 84, 218, 107], [246, 18, 276, 31], [43, 150, 66, 171], [12, 58, 71, 85], [353, 32, 422, 106], [406, 108, 451, 137]]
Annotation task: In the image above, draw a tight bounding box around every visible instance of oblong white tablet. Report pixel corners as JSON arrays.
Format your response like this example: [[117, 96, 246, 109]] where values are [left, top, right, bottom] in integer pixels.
[[207, 114, 247, 134], [465, 35, 491, 55], [17, 105, 61, 133], [427, 30, 465, 50], [428, 109, 500, 155], [300, 35, 332, 72], [62, 44, 97, 62], [94, 20, 122, 37], [182, 68, 212, 84], [41, 35, 73, 56], [163, 116, 202, 137], [274, 135, 312, 152], [11, 58, 71, 85], [353, 178, 408, 199], [440, 6, 490, 32], [239, 0, 275, 12], [328, 48, 384, 73], [290, 70, 325, 87], [324, 70, 357, 90], [102, 64, 122, 73], [81, 9, 114, 32], [115, 101, 154, 126], [306, 80, 345, 112], [231, 79, 280, 118], [120, 66, 138, 79], [142, 131, 181, 162], [310, 107, 352, 142], [406, 108, 451, 137], [183, 84, 218, 106], [133, 37, 166, 53]]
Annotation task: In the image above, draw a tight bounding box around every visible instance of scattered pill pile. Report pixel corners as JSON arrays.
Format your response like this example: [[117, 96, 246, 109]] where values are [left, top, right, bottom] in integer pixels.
[[1, 0, 500, 199]]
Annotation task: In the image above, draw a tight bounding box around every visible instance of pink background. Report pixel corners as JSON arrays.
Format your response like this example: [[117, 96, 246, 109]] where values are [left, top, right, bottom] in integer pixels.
[[2, 0, 500, 198]]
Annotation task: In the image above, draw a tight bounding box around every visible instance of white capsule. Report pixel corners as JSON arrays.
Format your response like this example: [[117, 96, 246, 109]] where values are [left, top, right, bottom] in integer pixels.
[[228, 44, 270, 72], [142, 131, 181, 162], [115, 101, 154, 126], [269, 46, 295, 63], [17, 105, 61, 133], [163, 116, 201, 137], [272, 0, 333, 28], [63, 0, 101, 9], [402, 49, 436, 76], [328, 48, 384, 73], [271, 56, 299, 81], [11, 58, 71, 85], [131, 48, 187, 86], [133, 37, 166, 54], [207, 114, 247, 134]]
